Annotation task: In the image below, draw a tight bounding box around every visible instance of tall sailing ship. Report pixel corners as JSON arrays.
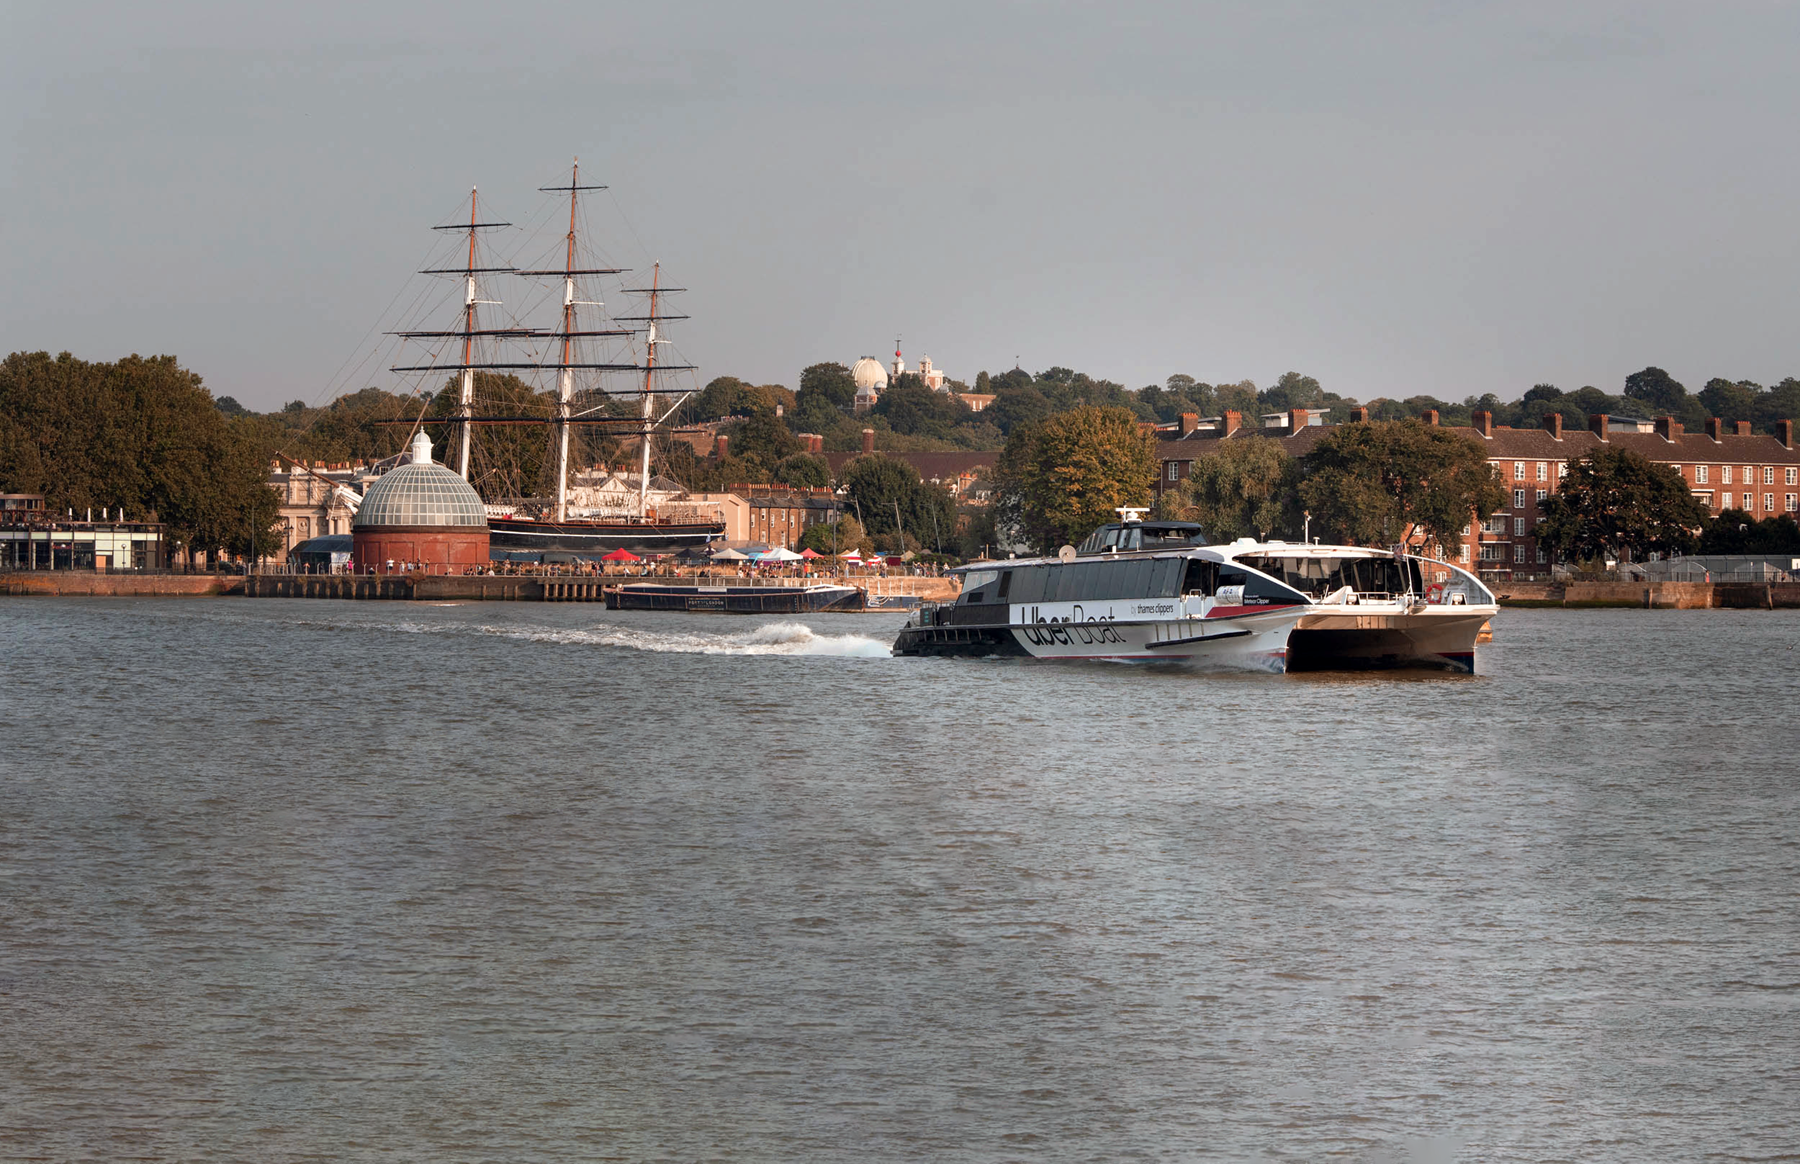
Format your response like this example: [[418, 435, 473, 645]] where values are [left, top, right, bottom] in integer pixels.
[[388, 165, 725, 556]]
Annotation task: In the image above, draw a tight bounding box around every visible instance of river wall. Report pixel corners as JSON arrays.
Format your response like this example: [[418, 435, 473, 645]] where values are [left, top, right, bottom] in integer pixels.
[[1494, 581, 1800, 609], [1, 572, 243, 597]]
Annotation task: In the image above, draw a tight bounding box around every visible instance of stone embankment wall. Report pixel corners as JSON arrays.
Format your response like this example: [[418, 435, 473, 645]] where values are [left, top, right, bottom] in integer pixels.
[[0, 572, 242, 597], [1495, 581, 1800, 609]]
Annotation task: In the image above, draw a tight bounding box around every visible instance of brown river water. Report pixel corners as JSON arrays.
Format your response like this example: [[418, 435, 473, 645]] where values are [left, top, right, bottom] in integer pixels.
[[2, 599, 1797, 1161]]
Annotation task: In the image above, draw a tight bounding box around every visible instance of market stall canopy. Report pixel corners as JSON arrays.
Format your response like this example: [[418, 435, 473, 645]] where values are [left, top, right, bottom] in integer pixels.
[[752, 547, 804, 562], [798, 548, 823, 559], [711, 547, 749, 561], [600, 548, 641, 562]]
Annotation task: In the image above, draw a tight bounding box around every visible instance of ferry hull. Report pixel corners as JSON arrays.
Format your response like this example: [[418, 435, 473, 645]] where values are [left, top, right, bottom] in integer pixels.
[[893, 608, 1302, 670], [1287, 609, 1495, 673], [489, 517, 724, 556]]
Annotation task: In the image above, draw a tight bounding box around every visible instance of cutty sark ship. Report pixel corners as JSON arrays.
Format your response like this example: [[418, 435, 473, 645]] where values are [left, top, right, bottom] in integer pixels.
[[385, 163, 725, 555]]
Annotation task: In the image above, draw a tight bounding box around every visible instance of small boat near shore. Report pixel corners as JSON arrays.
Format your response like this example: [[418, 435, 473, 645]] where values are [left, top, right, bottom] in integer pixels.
[[604, 581, 862, 613], [891, 512, 1498, 672]]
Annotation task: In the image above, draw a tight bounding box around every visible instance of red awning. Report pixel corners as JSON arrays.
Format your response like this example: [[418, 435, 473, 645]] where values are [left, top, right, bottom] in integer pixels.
[[600, 548, 641, 562]]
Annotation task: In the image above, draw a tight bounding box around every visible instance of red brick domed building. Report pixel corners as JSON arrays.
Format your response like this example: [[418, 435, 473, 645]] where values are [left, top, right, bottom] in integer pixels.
[[351, 432, 489, 573]]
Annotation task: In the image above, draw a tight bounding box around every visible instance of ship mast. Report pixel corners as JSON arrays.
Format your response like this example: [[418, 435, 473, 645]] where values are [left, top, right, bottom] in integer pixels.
[[519, 161, 625, 521], [616, 264, 693, 522], [389, 189, 534, 481], [638, 264, 662, 519]]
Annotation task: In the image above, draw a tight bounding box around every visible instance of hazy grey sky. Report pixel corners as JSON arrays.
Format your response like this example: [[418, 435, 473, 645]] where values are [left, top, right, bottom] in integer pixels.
[[6, 1, 1798, 410]]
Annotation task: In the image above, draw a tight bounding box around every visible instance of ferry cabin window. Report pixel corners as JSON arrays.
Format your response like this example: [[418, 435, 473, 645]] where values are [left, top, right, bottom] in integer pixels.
[[1183, 559, 1219, 596]]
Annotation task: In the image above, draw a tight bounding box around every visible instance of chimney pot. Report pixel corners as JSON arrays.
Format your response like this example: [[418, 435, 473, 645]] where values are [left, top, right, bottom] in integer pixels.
[[1546, 413, 1563, 439], [1588, 413, 1609, 441], [1179, 411, 1199, 436], [1473, 410, 1493, 438], [1222, 410, 1242, 436], [1705, 417, 1723, 441]]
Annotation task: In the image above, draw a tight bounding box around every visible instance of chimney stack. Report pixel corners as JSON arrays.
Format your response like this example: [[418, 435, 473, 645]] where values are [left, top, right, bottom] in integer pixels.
[[1472, 410, 1493, 438], [1705, 417, 1723, 441], [1655, 416, 1683, 441], [1734, 420, 1752, 437], [1777, 419, 1794, 449], [712, 433, 729, 459], [1289, 408, 1308, 431], [1421, 409, 1439, 426], [861, 428, 876, 455], [1222, 410, 1243, 436], [1348, 406, 1369, 423], [1546, 413, 1563, 440], [1589, 413, 1609, 442], [1179, 412, 1199, 436], [799, 432, 824, 453]]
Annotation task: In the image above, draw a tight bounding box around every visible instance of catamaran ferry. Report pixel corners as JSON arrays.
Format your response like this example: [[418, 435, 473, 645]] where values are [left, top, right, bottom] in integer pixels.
[[891, 512, 1498, 672]]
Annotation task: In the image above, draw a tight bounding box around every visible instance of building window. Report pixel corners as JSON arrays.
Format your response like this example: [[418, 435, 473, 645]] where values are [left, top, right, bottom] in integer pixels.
[[1513, 488, 1526, 508], [1166, 463, 1178, 482], [1558, 462, 1569, 478], [1787, 468, 1798, 486], [1514, 461, 1526, 479], [1696, 465, 1709, 483], [1461, 524, 1470, 536], [1695, 491, 1713, 508], [1788, 494, 1797, 512], [1536, 489, 1547, 505], [1514, 544, 1527, 562], [1723, 466, 1734, 484], [1765, 467, 1776, 485], [1536, 462, 1548, 481], [1459, 543, 1470, 562], [1744, 466, 1754, 483], [1480, 545, 1502, 561], [1766, 494, 1775, 512], [1536, 546, 1547, 564], [1514, 517, 1527, 535]]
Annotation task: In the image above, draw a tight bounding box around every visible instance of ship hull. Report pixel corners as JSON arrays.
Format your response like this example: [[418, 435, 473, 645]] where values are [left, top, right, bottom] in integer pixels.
[[604, 583, 862, 614], [488, 517, 724, 556], [892, 607, 1304, 671], [1285, 609, 1495, 673]]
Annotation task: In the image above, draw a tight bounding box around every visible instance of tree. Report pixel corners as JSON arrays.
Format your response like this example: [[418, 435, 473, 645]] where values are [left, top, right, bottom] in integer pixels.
[[724, 410, 801, 473], [1298, 420, 1505, 553], [1623, 366, 1688, 414], [873, 381, 969, 438], [0, 351, 280, 557], [773, 452, 830, 488], [1156, 436, 1300, 540], [1697, 378, 1759, 424], [838, 453, 955, 549], [797, 514, 871, 556], [1698, 512, 1800, 554], [1259, 371, 1325, 413], [1537, 446, 1707, 562], [994, 405, 1157, 552]]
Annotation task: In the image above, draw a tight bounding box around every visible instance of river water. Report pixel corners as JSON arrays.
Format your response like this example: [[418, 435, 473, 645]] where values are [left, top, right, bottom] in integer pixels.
[[2, 598, 1796, 1162]]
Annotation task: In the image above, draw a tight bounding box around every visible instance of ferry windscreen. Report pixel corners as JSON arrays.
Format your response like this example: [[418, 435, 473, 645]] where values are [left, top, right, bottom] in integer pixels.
[[1236, 554, 1423, 600]]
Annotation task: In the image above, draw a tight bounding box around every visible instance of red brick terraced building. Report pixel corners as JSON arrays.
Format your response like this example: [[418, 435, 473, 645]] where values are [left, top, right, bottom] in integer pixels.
[[1156, 409, 1800, 580]]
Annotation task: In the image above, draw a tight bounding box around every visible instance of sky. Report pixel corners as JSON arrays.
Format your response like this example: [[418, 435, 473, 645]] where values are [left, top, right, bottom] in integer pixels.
[[5, 1, 1798, 411]]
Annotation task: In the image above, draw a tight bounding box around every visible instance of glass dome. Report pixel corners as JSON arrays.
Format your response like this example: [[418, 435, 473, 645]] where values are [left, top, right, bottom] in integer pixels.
[[353, 433, 487, 528]]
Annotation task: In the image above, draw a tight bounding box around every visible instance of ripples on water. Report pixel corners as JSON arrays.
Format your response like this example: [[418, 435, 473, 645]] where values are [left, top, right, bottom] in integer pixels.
[[1, 599, 1796, 1161]]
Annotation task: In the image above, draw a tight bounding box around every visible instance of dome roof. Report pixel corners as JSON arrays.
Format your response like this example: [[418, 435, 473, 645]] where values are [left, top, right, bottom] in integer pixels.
[[353, 433, 487, 529], [851, 356, 889, 391]]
